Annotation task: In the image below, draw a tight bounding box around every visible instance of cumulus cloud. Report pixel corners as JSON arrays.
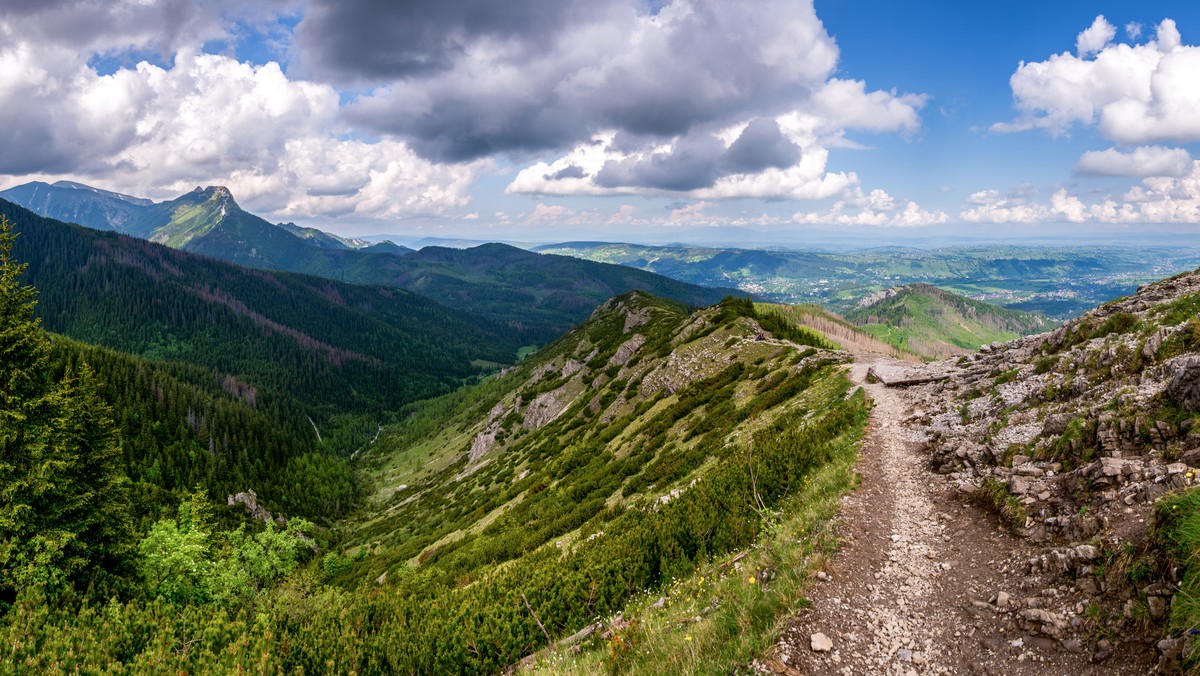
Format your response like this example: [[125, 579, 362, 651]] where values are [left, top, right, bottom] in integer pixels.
[[506, 80, 923, 201], [0, 43, 480, 219], [0, 0, 929, 224], [328, 0, 922, 176], [961, 163, 1200, 224], [0, 0, 296, 59], [506, 124, 857, 201], [1077, 15, 1116, 57], [1075, 146, 1192, 177], [995, 16, 1200, 144], [791, 188, 948, 227]]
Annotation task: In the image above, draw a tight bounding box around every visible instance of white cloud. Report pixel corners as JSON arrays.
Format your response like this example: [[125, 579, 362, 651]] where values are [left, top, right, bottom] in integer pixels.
[[1126, 22, 1143, 41], [526, 203, 575, 225], [791, 188, 948, 227], [961, 163, 1200, 224], [1077, 15, 1116, 57], [0, 43, 480, 220], [506, 86, 923, 202], [1075, 145, 1192, 177], [810, 78, 927, 134], [996, 17, 1200, 144]]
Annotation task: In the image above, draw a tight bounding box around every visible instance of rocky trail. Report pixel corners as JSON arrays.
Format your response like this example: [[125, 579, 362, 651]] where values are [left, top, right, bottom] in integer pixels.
[[756, 352, 1158, 675]]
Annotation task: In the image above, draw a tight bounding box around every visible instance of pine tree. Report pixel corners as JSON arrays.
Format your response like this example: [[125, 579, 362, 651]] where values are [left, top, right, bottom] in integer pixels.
[[0, 216, 132, 601]]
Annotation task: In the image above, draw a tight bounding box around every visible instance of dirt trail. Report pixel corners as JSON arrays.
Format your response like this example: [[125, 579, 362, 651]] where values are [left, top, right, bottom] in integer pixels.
[[758, 353, 1154, 675]]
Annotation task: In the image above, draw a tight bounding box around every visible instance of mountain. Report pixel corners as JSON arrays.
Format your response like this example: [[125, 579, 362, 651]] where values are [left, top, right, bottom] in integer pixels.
[[0, 198, 522, 432], [0, 180, 152, 232], [844, 283, 1050, 358], [362, 242, 738, 341], [276, 221, 379, 250], [4, 182, 736, 342], [315, 293, 867, 671], [7, 288, 870, 672]]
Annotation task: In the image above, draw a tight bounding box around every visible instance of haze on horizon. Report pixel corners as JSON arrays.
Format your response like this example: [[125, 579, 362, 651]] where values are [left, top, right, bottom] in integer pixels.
[[2, 1, 1200, 245]]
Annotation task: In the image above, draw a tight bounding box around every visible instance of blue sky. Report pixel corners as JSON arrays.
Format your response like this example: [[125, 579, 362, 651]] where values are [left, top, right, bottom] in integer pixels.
[[2, 1, 1199, 244]]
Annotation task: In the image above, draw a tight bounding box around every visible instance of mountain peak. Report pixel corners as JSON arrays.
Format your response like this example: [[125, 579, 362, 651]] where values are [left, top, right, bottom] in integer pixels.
[[191, 185, 233, 200]]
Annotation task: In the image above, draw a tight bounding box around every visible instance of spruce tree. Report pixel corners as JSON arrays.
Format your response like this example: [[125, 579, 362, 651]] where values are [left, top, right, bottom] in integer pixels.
[[0, 216, 131, 600]]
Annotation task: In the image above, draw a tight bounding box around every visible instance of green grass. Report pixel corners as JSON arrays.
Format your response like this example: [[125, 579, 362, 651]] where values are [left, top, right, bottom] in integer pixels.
[[973, 479, 1027, 531], [1153, 485, 1200, 668]]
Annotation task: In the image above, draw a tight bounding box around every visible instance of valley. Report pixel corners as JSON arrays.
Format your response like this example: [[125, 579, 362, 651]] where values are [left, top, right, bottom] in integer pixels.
[[535, 241, 1200, 321]]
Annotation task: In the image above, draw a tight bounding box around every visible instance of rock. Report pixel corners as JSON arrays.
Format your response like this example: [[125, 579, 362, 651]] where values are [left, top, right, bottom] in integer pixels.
[[810, 632, 833, 652], [227, 490, 274, 524], [522, 386, 571, 429], [611, 334, 647, 366], [1010, 476, 1035, 495], [375, 571, 387, 585], [996, 591, 1012, 609], [1099, 457, 1126, 478], [1166, 355, 1200, 412], [1061, 638, 1083, 654], [1148, 595, 1167, 619], [1041, 414, 1074, 437], [1074, 544, 1099, 561]]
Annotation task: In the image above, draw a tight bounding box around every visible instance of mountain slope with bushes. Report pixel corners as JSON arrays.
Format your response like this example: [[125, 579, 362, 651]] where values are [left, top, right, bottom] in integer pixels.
[[845, 283, 1049, 358]]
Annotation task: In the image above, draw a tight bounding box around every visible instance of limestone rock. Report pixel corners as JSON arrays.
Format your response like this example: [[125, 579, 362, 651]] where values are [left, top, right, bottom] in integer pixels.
[[1166, 355, 1200, 412]]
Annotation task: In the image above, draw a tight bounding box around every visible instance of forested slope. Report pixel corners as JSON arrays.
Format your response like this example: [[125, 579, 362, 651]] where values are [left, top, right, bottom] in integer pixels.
[[3, 183, 739, 344], [0, 198, 521, 430]]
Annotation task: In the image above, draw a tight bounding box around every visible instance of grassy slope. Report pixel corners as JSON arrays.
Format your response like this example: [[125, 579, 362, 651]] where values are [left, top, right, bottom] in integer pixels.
[[302, 293, 870, 671], [845, 284, 1049, 359], [537, 370, 865, 673], [757, 302, 917, 361]]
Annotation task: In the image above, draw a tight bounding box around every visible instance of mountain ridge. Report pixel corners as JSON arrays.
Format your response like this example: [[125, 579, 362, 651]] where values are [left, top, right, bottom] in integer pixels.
[[1, 181, 738, 342], [0, 198, 521, 428]]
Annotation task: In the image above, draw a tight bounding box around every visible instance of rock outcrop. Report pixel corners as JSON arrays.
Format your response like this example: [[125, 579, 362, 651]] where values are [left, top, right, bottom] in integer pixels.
[[886, 268, 1200, 668]]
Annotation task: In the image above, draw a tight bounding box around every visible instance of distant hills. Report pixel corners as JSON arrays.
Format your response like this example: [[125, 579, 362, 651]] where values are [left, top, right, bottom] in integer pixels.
[[844, 283, 1049, 358], [535, 241, 1200, 320], [1, 181, 735, 342]]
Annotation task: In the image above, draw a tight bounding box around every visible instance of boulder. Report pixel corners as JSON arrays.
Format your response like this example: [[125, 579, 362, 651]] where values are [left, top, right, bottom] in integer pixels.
[[1165, 355, 1200, 412]]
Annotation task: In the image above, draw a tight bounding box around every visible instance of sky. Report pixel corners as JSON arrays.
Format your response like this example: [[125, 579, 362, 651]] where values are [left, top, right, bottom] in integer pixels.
[[2, 0, 1200, 244]]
